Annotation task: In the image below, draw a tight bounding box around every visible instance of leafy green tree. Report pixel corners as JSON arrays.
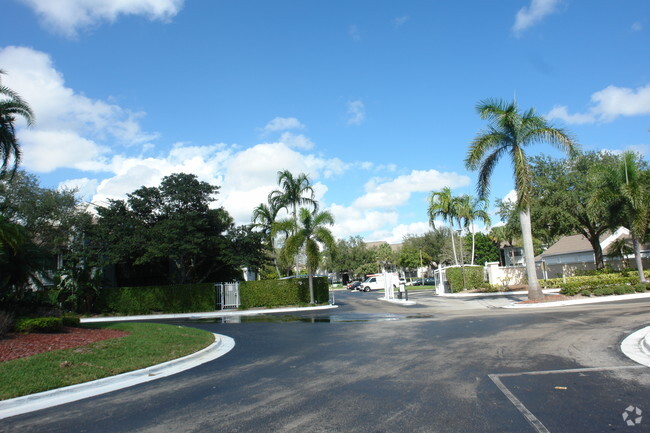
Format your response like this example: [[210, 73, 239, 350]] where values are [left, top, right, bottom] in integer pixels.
[[466, 98, 577, 300], [95, 173, 239, 285], [528, 152, 618, 268], [470, 232, 500, 265], [398, 246, 432, 271], [373, 242, 397, 271], [327, 236, 376, 280], [428, 186, 461, 265], [593, 151, 649, 282], [283, 208, 335, 303], [0, 70, 34, 176]]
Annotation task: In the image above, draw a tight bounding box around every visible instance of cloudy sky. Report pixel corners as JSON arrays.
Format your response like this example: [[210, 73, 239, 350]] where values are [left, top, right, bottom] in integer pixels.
[[1, 0, 649, 243]]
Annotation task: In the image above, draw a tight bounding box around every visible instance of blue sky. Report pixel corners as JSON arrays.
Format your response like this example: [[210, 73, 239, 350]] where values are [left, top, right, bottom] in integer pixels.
[[1, 0, 649, 243]]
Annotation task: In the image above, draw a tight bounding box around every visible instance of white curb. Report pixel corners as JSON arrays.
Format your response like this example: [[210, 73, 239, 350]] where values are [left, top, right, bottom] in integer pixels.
[[621, 326, 650, 368], [81, 304, 339, 323], [0, 333, 235, 420], [377, 297, 417, 306], [503, 292, 650, 309]]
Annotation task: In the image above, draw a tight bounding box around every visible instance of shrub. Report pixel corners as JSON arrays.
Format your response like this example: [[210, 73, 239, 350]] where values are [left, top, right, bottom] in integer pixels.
[[61, 315, 81, 327], [593, 287, 614, 296], [579, 289, 592, 297], [240, 277, 329, 308], [96, 283, 215, 315], [14, 317, 63, 333], [446, 266, 484, 292], [0, 311, 14, 337]]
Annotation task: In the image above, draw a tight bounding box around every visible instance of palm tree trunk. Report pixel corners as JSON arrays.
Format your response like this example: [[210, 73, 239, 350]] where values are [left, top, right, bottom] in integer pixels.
[[450, 227, 459, 266], [471, 226, 476, 266], [632, 233, 647, 283], [519, 206, 544, 300], [307, 264, 314, 304]]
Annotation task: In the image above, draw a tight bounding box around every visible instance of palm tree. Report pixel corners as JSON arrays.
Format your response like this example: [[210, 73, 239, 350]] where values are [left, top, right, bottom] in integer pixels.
[[594, 151, 649, 283], [283, 208, 335, 304], [428, 187, 460, 265], [252, 201, 281, 278], [466, 98, 577, 300], [269, 170, 318, 274], [457, 195, 491, 265], [0, 70, 34, 176]]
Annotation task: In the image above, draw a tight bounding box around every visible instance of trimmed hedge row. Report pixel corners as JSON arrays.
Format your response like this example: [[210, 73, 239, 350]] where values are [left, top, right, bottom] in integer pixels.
[[96, 283, 215, 315], [240, 277, 329, 308], [15, 317, 63, 333], [446, 266, 485, 292]]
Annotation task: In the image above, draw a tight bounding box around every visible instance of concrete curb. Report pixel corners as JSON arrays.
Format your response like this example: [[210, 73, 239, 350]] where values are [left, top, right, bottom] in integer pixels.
[[0, 333, 235, 420], [439, 289, 561, 298], [503, 292, 650, 309], [620, 326, 650, 368], [81, 304, 339, 323]]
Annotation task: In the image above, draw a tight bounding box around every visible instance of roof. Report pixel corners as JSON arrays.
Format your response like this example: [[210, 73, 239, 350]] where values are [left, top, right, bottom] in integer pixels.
[[364, 241, 402, 252], [538, 233, 594, 258]]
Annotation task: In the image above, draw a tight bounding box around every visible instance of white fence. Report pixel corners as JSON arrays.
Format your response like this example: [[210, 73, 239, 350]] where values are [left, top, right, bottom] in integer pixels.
[[215, 282, 240, 310]]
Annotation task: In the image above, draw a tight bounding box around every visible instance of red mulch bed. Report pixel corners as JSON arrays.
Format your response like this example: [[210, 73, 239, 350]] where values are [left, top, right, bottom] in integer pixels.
[[0, 327, 130, 362]]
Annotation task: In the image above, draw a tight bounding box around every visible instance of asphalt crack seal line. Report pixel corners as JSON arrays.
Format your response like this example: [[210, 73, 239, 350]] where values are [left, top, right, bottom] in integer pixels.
[[0, 333, 235, 420], [488, 365, 646, 433]]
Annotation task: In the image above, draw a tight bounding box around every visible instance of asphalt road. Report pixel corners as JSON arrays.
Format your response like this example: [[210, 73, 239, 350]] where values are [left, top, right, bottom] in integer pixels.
[[3, 291, 650, 433]]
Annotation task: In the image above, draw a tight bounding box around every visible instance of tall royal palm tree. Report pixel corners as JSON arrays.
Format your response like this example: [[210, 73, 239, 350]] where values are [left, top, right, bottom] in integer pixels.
[[457, 195, 491, 265], [0, 70, 34, 176], [428, 187, 460, 265], [283, 208, 335, 304], [466, 98, 577, 300], [269, 170, 318, 274], [252, 201, 281, 278], [593, 151, 649, 283]]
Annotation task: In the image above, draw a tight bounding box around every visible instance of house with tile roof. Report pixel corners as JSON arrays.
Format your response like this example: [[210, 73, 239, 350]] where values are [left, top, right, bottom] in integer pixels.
[[535, 227, 650, 278]]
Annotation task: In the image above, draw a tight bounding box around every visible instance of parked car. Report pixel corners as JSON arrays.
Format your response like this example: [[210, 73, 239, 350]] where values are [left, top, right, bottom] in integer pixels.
[[410, 278, 436, 286], [347, 281, 362, 291]]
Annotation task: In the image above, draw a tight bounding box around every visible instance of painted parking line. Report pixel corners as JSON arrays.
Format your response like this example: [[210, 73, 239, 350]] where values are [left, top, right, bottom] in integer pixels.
[[489, 365, 648, 433]]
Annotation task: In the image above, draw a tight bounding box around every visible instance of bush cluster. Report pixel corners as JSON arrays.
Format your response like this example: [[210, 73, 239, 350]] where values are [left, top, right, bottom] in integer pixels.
[[14, 317, 63, 333], [240, 277, 329, 308], [96, 283, 215, 315], [557, 275, 650, 296], [445, 266, 485, 292]]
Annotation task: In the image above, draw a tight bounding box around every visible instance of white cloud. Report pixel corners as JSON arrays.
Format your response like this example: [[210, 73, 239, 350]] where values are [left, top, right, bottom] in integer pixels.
[[0, 46, 156, 172], [346, 100, 365, 125], [279, 132, 314, 150], [546, 83, 650, 124], [18, 0, 184, 37], [84, 141, 349, 225], [632, 22, 643, 32], [349, 24, 361, 41], [367, 221, 431, 244], [263, 117, 304, 133], [328, 204, 399, 240], [600, 144, 650, 157], [353, 169, 470, 209], [503, 189, 518, 204], [394, 15, 410, 28], [513, 0, 561, 36], [58, 177, 99, 200]]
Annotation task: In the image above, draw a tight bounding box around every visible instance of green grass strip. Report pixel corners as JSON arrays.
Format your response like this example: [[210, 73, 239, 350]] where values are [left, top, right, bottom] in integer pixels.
[[0, 322, 214, 400]]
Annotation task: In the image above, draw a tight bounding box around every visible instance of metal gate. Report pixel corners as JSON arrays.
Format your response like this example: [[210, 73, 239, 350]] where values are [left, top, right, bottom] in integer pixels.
[[215, 282, 240, 310]]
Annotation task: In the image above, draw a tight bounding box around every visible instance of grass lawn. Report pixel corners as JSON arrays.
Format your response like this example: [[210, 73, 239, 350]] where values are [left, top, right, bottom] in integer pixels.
[[0, 322, 214, 400]]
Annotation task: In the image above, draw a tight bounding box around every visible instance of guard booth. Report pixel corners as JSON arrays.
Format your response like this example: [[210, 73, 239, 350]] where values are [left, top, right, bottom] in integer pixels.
[[215, 282, 240, 310]]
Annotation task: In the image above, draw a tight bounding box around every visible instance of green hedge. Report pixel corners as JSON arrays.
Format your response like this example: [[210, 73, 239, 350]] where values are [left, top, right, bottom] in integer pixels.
[[240, 277, 329, 308], [446, 266, 485, 292], [15, 317, 63, 333], [96, 283, 215, 315]]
